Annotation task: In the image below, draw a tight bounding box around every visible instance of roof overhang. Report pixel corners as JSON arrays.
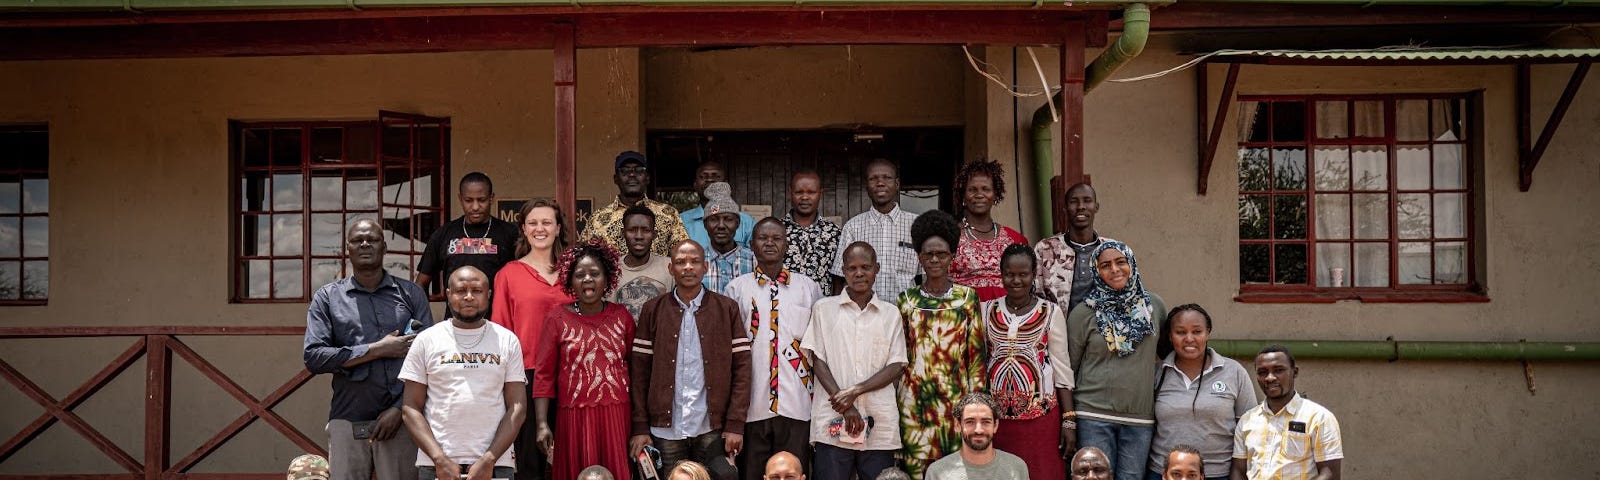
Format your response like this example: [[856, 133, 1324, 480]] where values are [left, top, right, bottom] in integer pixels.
[[1199, 47, 1600, 66]]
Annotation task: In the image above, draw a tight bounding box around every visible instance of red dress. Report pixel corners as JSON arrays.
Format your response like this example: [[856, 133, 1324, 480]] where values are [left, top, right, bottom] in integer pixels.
[[492, 260, 573, 367], [950, 224, 1030, 301], [532, 303, 635, 480]]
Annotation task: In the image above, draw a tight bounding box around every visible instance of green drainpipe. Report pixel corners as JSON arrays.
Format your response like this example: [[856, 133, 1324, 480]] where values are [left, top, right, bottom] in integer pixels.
[[1032, 3, 1149, 237], [1210, 339, 1600, 362]]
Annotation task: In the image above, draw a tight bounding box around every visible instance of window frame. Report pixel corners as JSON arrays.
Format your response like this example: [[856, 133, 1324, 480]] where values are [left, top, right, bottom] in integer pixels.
[[1234, 93, 1485, 303], [0, 125, 49, 306], [229, 115, 450, 304]]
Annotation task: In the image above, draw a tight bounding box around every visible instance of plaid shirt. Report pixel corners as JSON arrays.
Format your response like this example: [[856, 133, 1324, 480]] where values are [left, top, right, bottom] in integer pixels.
[[831, 204, 921, 302], [1233, 394, 1344, 480], [781, 212, 842, 296], [703, 245, 756, 294]]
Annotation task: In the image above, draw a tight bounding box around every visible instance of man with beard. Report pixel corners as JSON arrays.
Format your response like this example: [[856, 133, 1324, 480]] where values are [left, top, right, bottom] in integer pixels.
[[1230, 346, 1342, 480], [400, 267, 528, 480], [610, 205, 674, 321], [304, 219, 433, 480], [924, 392, 1029, 480], [417, 173, 520, 293]]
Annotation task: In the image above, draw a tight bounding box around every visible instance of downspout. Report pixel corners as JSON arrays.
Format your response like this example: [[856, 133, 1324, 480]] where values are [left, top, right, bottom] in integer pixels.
[[1032, 3, 1150, 237], [1210, 339, 1600, 362]]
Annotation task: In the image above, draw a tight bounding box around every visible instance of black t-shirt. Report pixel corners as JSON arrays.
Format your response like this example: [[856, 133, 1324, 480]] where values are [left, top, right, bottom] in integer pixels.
[[417, 216, 521, 289]]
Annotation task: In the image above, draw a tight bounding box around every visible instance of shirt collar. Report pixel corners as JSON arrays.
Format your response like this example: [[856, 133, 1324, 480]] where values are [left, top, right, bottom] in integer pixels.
[[834, 293, 881, 312], [1160, 348, 1228, 375], [708, 245, 749, 261], [1264, 393, 1304, 416], [754, 266, 790, 287], [681, 206, 705, 220], [673, 286, 705, 310], [342, 272, 398, 294]]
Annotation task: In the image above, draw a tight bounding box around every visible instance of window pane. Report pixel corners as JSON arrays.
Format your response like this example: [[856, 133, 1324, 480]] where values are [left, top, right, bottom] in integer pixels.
[[1274, 244, 1307, 284], [271, 128, 303, 168], [1354, 243, 1389, 287], [311, 173, 343, 211], [272, 173, 303, 211], [311, 258, 342, 291], [241, 214, 269, 256], [1316, 243, 1351, 287], [1238, 148, 1270, 192], [1435, 241, 1467, 284], [1315, 194, 1350, 240], [1396, 146, 1429, 190], [1315, 101, 1348, 139], [1353, 100, 1384, 137], [1434, 98, 1465, 140], [1352, 146, 1388, 191], [245, 259, 271, 299], [382, 207, 432, 253], [0, 261, 16, 299], [1434, 193, 1466, 238], [1397, 193, 1431, 239], [273, 259, 304, 298], [382, 124, 412, 162], [1353, 193, 1389, 239], [21, 178, 46, 214], [1270, 101, 1306, 142], [311, 127, 344, 164], [1313, 147, 1349, 191], [384, 253, 416, 282], [1239, 101, 1269, 143], [1273, 195, 1307, 239], [346, 169, 380, 210], [1434, 144, 1465, 189], [383, 169, 436, 208], [272, 214, 303, 256], [312, 213, 344, 256], [1398, 241, 1432, 285], [241, 173, 269, 212], [346, 124, 378, 164], [22, 217, 46, 257], [1240, 244, 1270, 284], [21, 260, 45, 299], [1239, 195, 1269, 239], [1273, 148, 1306, 190], [16, 130, 48, 172], [417, 124, 443, 163], [0, 180, 16, 214], [0, 217, 17, 257], [241, 128, 270, 168], [1396, 99, 1430, 141]]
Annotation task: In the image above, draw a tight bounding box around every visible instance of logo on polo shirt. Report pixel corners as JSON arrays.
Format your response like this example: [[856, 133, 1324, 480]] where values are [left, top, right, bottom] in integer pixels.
[[1212, 381, 1228, 393]]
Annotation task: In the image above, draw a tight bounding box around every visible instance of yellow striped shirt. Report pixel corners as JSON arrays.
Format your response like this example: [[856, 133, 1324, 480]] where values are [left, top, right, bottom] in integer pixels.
[[1232, 394, 1343, 479]]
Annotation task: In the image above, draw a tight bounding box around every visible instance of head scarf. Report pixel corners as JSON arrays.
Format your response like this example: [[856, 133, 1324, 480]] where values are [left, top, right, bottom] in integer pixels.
[[1082, 240, 1153, 357]]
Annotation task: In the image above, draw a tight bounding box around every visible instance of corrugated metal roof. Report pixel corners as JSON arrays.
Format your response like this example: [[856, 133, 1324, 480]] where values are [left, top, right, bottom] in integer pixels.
[[1205, 47, 1600, 62]]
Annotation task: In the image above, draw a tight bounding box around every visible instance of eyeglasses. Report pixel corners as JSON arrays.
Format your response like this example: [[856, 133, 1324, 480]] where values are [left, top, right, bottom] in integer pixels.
[[618, 167, 649, 176]]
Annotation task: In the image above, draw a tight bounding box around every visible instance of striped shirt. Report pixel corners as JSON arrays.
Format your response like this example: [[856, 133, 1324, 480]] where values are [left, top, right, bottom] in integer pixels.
[[831, 204, 921, 302], [703, 245, 756, 294], [1233, 394, 1344, 480]]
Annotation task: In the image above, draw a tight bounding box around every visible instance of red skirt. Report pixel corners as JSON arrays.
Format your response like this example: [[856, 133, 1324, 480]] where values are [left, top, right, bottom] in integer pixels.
[[993, 412, 1067, 480], [552, 403, 632, 480]]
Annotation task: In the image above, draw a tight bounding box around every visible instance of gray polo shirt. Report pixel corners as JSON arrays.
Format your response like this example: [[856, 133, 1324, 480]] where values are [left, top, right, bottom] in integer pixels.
[[1149, 348, 1258, 478], [924, 450, 1029, 480]]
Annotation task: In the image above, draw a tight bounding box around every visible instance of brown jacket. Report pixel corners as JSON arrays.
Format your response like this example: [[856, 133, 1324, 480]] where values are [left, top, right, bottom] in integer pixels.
[[629, 287, 753, 436]]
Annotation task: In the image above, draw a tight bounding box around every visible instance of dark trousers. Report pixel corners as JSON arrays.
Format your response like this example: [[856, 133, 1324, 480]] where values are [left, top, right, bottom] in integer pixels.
[[737, 416, 811, 480], [419, 465, 517, 480], [654, 431, 736, 480], [812, 444, 895, 480], [515, 369, 551, 480]]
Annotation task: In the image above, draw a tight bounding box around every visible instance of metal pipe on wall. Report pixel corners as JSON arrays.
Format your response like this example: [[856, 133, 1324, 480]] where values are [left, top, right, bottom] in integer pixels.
[[1210, 339, 1600, 362]]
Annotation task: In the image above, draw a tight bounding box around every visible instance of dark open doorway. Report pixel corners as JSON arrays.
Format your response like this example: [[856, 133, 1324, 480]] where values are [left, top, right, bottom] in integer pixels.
[[646, 127, 963, 221]]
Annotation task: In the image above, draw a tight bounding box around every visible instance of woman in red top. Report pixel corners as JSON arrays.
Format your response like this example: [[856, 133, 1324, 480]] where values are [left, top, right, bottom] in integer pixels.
[[491, 198, 572, 479], [533, 238, 634, 480], [949, 159, 1029, 301]]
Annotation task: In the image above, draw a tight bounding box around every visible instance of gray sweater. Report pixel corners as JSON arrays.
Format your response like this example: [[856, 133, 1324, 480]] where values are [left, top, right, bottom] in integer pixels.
[[1065, 292, 1167, 425], [924, 450, 1029, 480]]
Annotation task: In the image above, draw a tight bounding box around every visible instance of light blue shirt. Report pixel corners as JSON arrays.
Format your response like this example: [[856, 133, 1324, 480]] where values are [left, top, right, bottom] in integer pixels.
[[681, 206, 755, 250], [650, 287, 714, 440], [703, 245, 756, 294]]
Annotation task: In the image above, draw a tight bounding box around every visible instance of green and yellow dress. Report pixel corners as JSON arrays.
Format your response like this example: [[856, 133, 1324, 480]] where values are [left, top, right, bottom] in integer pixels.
[[896, 284, 987, 478]]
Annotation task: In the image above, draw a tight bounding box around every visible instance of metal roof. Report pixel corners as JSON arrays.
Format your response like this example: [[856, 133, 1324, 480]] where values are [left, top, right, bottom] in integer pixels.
[[1202, 47, 1600, 64]]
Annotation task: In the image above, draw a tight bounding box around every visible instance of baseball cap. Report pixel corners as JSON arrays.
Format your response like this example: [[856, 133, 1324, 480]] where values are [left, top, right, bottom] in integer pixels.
[[615, 151, 648, 169]]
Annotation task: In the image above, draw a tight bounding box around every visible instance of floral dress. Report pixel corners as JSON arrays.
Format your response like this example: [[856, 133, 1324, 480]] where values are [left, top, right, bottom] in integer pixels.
[[949, 225, 1029, 301], [897, 284, 987, 479]]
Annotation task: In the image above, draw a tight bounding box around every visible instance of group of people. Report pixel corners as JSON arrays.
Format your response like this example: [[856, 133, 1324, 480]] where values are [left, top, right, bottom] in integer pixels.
[[303, 151, 1344, 480]]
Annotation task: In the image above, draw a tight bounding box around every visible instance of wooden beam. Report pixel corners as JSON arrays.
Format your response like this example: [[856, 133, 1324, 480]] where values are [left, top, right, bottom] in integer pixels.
[[1200, 63, 1241, 195], [0, 359, 143, 474], [0, 339, 145, 465], [166, 339, 323, 458], [1055, 19, 1087, 235], [0, 326, 304, 338], [1520, 61, 1592, 191], [168, 370, 316, 473], [554, 21, 578, 224], [1147, 4, 1600, 30], [1195, 62, 1209, 195], [144, 336, 171, 480]]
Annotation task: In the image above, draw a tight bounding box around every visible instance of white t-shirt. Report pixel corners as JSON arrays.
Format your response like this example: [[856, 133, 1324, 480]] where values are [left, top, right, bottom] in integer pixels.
[[399, 321, 527, 468], [611, 254, 673, 321]]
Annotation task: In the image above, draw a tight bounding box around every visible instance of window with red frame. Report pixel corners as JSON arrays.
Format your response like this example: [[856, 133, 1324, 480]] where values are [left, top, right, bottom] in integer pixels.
[[0, 126, 48, 304], [1237, 94, 1476, 294], [233, 112, 449, 302]]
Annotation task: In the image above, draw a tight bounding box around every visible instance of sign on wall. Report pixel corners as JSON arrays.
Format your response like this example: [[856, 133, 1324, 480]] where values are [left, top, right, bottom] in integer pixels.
[[497, 197, 594, 236]]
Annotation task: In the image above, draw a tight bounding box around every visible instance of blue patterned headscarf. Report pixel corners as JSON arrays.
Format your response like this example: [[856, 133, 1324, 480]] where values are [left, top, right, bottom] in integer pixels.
[[1082, 240, 1153, 357]]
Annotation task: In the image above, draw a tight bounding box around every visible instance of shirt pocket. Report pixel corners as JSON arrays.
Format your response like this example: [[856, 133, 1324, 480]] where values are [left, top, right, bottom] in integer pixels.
[[1283, 431, 1313, 460]]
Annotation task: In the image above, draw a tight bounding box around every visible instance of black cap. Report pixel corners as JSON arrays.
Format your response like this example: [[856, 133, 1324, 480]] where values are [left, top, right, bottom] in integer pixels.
[[615, 151, 648, 169]]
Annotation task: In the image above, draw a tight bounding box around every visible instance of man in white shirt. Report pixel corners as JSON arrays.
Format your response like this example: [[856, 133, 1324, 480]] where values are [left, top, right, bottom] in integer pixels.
[[829, 159, 919, 300], [723, 218, 824, 480], [803, 242, 907, 480], [400, 267, 527, 480]]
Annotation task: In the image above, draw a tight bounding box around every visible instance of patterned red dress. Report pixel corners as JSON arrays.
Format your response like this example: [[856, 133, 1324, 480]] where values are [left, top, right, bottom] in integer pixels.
[[950, 224, 1029, 301], [532, 302, 635, 480]]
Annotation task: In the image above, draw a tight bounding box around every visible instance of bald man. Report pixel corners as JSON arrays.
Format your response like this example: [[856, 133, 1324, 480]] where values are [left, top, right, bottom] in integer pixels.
[[304, 219, 433, 480], [1071, 448, 1112, 480], [764, 451, 805, 480], [400, 267, 528, 480], [578, 465, 616, 480]]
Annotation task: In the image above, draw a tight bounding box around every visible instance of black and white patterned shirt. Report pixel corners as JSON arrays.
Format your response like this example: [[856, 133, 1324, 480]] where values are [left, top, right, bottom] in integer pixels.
[[781, 212, 843, 296], [830, 204, 921, 302]]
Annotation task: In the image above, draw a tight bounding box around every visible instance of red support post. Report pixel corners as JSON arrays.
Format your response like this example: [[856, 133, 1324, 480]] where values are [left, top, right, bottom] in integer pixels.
[[144, 335, 171, 480], [554, 21, 578, 221], [1060, 20, 1087, 186]]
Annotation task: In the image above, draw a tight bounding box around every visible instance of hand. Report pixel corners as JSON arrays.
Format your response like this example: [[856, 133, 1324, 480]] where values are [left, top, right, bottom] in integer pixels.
[[629, 434, 653, 457], [371, 407, 404, 442], [370, 330, 417, 358], [465, 457, 494, 480], [1059, 424, 1078, 459], [433, 461, 460, 480], [536, 422, 555, 458], [829, 386, 862, 414], [722, 432, 743, 456], [843, 407, 866, 437]]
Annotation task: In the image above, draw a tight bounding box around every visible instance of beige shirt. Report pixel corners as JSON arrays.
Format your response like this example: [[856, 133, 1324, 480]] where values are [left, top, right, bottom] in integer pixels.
[[801, 294, 907, 451]]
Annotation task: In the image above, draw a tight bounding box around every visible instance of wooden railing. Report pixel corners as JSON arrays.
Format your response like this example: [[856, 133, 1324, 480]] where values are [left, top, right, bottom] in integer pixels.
[[0, 327, 319, 480]]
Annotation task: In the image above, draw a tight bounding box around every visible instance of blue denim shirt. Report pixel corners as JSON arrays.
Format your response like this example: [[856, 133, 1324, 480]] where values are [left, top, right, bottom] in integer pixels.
[[303, 273, 433, 421], [650, 287, 714, 440]]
